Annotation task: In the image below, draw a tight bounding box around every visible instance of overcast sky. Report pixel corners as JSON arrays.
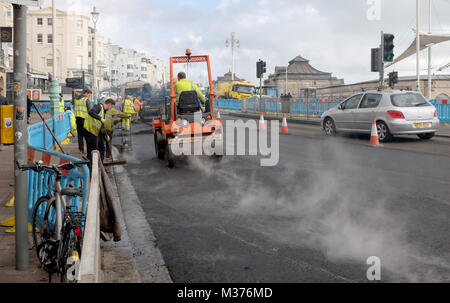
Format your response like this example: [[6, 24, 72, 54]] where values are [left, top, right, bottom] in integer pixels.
[[40, 0, 450, 86]]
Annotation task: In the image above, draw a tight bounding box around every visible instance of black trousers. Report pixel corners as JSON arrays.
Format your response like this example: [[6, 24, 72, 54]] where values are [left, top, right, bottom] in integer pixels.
[[85, 131, 105, 163], [76, 117, 86, 151]]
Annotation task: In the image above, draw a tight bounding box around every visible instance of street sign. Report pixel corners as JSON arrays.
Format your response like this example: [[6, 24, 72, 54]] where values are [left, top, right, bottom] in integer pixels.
[[0, 27, 12, 42], [0, 0, 43, 6]]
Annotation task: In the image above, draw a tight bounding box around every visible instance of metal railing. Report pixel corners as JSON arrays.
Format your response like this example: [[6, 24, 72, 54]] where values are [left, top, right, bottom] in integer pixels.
[[78, 151, 101, 283], [216, 97, 450, 123], [28, 111, 72, 150]]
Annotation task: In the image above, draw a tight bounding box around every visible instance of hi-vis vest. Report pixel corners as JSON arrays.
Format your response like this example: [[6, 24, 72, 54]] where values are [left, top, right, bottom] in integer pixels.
[[59, 99, 65, 113], [122, 98, 135, 114], [84, 105, 104, 136], [104, 108, 121, 132], [74, 97, 88, 118]]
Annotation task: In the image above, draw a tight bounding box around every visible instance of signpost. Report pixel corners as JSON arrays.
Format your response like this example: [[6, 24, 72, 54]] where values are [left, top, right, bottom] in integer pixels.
[[9, 0, 42, 272]]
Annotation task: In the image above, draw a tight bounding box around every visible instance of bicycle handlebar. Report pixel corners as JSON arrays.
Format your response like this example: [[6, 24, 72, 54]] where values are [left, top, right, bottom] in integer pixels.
[[16, 160, 90, 173]]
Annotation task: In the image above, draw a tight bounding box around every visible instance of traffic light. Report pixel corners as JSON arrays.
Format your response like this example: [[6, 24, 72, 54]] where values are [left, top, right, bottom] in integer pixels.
[[256, 60, 267, 78], [256, 60, 262, 78], [383, 33, 395, 62], [392, 71, 398, 84], [388, 71, 398, 88]]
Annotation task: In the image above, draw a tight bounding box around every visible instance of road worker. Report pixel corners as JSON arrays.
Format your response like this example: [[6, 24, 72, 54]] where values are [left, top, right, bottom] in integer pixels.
[[59, 93, 65, 113], [174, 72, 205, 108], [133, 96, 144, 122], [74, 88, 93, 153], [84, 98, 115, 162], [103, 97, 130, 159], [121, 95, 135, 131]]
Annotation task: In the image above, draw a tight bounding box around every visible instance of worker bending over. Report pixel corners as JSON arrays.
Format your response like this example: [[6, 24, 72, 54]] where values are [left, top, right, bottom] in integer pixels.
[[84, 98, 115, 162], [103, 98, 130, 159]]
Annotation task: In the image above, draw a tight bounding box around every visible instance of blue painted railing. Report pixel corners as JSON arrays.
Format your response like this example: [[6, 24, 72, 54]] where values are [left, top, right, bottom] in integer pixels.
[[31, 101, 72, 114], [28, 112, 71, 150], [27, 113, 90, 229], [216, 97, 450, 123], [27, 146, 90, 227], [429, 100, 450, 123]]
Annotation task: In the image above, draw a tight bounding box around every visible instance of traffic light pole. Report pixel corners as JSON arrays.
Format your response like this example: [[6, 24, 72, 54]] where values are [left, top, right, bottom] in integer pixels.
[[379, 31, 384, 90], [13, 4, 29, 271]]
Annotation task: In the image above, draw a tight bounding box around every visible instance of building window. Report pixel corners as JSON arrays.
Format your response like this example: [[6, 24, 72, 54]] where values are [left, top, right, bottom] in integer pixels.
[[88, 40, 92, 46], [141, 74, 147, 79], [76, 56, 83, 69], [127, 73, 133, 78], [47, 58, 53, 67], [88, 51, 92, 58], [47, 18, 52, 26], [7, 7, 12, 17], [76, 37, 83, 48], [141, 67, 147, 71], [37, 18, 43, 25], [76, 20, 83, 29], [37, 34, 43, 43], [47, 34, 53, 44]]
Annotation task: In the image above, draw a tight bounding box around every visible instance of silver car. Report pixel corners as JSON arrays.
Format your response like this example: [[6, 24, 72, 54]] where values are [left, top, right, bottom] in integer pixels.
[[321, 90, 440, 142]]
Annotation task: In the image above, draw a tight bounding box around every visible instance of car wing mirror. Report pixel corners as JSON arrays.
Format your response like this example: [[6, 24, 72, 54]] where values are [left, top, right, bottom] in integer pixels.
[[338, 103, 344, 110]]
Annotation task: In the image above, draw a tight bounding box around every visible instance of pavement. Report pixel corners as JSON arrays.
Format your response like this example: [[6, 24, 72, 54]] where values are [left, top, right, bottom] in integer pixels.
[[0, 113, 142, 283], [121, 118, 450, 282]]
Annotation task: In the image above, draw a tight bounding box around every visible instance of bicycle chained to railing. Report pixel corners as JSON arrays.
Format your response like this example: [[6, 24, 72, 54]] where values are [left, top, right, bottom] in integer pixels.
[[17, 159, 90, 283]]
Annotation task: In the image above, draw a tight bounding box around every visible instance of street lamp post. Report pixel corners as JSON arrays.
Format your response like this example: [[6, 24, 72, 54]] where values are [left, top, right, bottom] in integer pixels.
[[91, 6, 100, 103], [225, 32, 239, 81], [49, 0, 61, 117]]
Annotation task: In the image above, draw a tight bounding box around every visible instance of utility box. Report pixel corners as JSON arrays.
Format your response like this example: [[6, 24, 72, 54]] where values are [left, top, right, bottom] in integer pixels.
[[1, 105, 14, 144]]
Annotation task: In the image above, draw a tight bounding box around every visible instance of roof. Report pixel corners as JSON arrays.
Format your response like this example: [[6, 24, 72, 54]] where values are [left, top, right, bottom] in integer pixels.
[[273, 54, 330, 76]]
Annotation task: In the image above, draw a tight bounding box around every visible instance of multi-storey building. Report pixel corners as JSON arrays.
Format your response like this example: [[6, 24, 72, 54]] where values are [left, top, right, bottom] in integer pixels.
[[26, 7, 90, 82]]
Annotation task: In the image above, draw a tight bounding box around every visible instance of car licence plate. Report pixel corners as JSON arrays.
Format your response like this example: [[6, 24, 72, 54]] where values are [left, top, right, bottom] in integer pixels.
[[413, 122, 431, 129]]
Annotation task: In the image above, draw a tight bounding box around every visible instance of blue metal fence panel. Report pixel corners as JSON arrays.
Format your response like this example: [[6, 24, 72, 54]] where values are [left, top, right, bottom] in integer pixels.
[[28, 112, 71, 150], [429, 99, 450, 123], [26, 146, 90, 226], [31, 101, 72, 114], [215, 98, 243, 111]]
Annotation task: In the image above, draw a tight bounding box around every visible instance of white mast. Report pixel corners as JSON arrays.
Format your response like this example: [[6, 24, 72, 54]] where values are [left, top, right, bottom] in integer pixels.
[[427, 0, 432, 98], [416, 0, 421, 91]]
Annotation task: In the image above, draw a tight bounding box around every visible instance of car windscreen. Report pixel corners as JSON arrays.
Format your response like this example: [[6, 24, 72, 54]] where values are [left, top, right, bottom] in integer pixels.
[[233, 85, 255, 94], [391, 93, 431, 107]]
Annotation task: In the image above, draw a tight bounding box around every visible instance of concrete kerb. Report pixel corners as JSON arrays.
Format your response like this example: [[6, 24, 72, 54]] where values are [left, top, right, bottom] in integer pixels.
[[112, 147, 172, 283]]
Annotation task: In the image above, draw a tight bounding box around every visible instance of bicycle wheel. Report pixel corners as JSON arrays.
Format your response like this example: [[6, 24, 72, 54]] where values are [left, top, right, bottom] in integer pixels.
[[59, 215, 83, 283], [31, 196, 56, 260]]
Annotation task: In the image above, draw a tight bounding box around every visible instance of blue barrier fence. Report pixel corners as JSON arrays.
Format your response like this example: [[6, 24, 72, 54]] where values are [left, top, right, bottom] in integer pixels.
[[28, 112, 71, 150], [429, 100, 450, 123], [216, 97, 450, 123], [31, 101, 72, 114], [27, 146, 90, 227], [27, 114, 89, 228]]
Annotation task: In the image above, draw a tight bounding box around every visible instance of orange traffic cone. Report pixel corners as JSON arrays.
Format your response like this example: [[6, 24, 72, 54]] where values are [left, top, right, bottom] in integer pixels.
[[370, 119, 380, 146], [281, 114, 289, 134], [259, 112, 266, 130]]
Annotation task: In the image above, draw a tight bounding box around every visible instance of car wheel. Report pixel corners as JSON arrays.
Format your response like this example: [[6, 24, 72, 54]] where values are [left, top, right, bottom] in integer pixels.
[[376, 121, 392, 142], [418, 133, 434, 140], [324, 117, 337, 136]]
